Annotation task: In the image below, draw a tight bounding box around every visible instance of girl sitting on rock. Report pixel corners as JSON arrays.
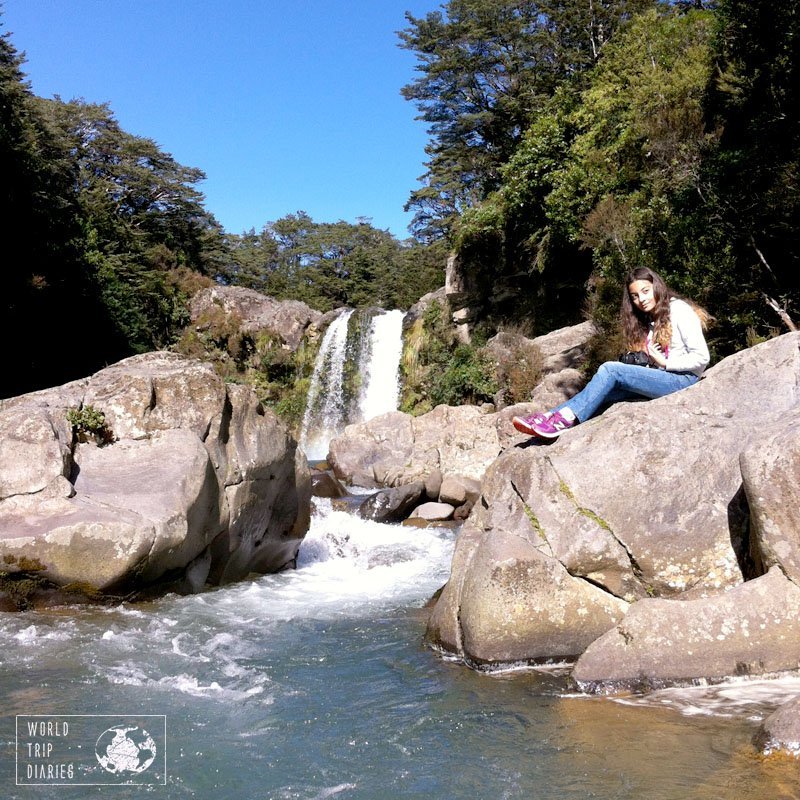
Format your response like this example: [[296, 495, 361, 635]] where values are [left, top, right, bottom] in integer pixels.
[[513, 267, 712, 439]]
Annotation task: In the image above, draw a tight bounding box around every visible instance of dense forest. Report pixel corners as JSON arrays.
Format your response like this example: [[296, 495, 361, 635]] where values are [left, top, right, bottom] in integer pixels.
[[401, 0, 800, 359], [2, 0, 798, 400]]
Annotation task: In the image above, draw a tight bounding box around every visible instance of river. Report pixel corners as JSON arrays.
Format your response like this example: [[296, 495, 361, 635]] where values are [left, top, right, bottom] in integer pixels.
[[1, 498, 799, 799]]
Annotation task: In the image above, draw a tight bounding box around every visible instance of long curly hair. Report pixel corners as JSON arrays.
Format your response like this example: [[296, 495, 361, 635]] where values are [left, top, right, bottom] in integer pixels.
[[620, 267, 712, 351]]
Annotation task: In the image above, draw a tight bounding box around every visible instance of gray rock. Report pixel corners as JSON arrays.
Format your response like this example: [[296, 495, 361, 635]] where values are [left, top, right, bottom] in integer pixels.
[[445, 252, 475, 311], [311, 472, 348, 499], [426, 332, 800, 669], [424, 468, 443, 501], [72, 429, 225, 583], [532, 321, 597, 372], [190, 285, 321, 350], [0, 352, 310, 595], [754, 695, 800, 757], [439, 475, 481, 506], [0, 404, 73, 500], [425, 519, 629, 668], [402, 287, 447, 333], [572, 567, 800, 691], [409, 502, 455, 522], [329, 405, 501, 489], [484, 322, 595, 411], [741, 407, 800, 584], [357, 482, 426, 523]]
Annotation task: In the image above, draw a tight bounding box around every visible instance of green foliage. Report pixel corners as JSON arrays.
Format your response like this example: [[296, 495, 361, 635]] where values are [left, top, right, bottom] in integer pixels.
[[446, 1, 800, 358], [400, 300, 497, 414], [38, 97, 226, 355], [0, 27, 117, 397], [399, 0, 657, 240], [66, 405, 113, 444], [173, 304, 319, 431], [222, 213, 446, 312], [430, 343, 499, 407], [491, 333, 546, 406]]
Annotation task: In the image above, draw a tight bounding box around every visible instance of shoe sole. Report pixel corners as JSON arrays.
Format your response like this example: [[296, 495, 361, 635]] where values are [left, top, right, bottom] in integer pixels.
[[530, 427, 562, 439], [512, 416, 540, 436]]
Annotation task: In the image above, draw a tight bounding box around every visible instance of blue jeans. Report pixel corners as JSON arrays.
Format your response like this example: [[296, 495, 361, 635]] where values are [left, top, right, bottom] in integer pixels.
[[557, 361, 699, 422]]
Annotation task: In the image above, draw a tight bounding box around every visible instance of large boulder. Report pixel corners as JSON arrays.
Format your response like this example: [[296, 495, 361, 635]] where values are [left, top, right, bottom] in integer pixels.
[[425, 332, 800, 670], [425, 519, 628, 668], [189, 285, 322, 350], [483, 321, 595, 412], [329, 319, 597, 485], [0, 352, 311, 601], [329, 405, 502, 489], [571, 566, 800, 691]]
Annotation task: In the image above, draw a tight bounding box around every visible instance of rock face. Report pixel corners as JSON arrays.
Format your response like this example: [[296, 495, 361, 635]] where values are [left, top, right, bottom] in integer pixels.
[[329, 405, 503, 489], [572, 566, 800, 690], [424, 333, 800, 673], [740, 408, 800, 584], [190, 285, 322, 350], [0, 352, 311, 601]]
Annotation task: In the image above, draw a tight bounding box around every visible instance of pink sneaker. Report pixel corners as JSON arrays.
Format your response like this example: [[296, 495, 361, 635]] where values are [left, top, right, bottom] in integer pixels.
[[512, 412, 549, 436], [532, 410, 576, 439]]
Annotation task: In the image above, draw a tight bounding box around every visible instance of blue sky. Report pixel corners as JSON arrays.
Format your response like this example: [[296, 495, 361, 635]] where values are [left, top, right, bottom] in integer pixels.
[[2, 0, 441, 239]]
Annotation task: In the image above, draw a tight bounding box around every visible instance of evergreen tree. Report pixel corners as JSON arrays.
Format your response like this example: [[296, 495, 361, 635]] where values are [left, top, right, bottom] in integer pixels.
[[0, 27, 115, 396], [39, 97, 226, 352], [223, 213, 445, 311], [399, 0, 656, 240], [700, 0, 800, 341]]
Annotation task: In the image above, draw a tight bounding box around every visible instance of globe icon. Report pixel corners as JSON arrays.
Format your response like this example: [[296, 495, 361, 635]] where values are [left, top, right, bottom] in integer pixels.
[[94, 725, 157, 775]]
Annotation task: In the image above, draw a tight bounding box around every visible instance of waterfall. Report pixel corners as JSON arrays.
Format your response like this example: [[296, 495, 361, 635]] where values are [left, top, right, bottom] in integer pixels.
[[299, 308, 404, 461], [358, 309, 404, 421]]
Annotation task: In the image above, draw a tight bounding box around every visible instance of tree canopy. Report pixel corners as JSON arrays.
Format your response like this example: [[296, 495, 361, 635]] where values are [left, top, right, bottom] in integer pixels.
[[3, 0, 799, 398], [409, 0, 800, 354], [222, 213, 446, 312], [398, 0, 657, 240]]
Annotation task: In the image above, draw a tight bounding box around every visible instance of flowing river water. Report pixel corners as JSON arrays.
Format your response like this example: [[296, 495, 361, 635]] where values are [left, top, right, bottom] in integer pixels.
[[1, 499, 799, 799]]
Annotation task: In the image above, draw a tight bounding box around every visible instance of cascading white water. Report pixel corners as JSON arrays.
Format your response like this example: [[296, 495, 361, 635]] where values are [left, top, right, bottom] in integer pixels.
[[299, 309, 354, 460], [299, 308, 404, 461], [358, 309, 404, 422]]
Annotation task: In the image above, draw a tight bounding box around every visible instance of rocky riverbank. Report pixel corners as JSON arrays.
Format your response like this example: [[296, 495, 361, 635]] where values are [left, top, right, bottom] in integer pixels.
[[0, 352, 311, 608], [328, 330, 800, 757]]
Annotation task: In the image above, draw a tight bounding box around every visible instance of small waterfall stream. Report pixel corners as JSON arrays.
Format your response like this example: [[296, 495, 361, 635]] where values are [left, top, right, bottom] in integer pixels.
[[299, 308, 404, 461]]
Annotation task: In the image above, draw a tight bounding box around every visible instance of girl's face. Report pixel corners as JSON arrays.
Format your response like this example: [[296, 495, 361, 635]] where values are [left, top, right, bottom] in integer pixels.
[[628, 279, 656, 314]]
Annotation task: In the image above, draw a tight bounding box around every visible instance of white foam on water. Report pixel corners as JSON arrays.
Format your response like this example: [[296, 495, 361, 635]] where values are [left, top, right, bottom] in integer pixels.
[[10, 622, 75, 645], [102, 663, 272, 702], [0, 500, 454, 705], [613, 675, 800, 720]]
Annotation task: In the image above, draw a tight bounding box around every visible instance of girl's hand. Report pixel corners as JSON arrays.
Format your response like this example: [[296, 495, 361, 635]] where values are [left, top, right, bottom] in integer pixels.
[[647, 341, 668, 368]]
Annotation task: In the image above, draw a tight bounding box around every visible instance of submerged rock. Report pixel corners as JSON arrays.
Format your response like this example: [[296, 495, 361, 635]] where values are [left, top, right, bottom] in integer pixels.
[[755, 695, 800, 758], [311, 472, 348, 499]]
